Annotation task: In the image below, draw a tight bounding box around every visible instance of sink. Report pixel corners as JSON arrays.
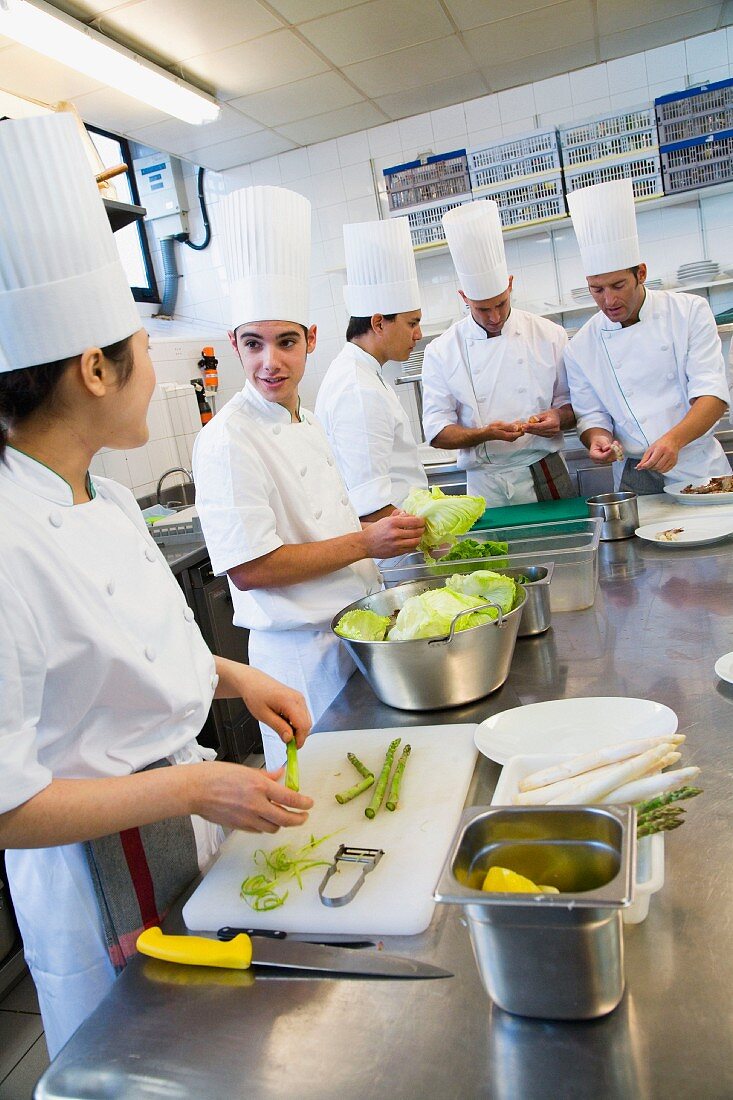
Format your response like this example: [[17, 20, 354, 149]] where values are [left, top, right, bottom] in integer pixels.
[[137, 481, 196, 511]]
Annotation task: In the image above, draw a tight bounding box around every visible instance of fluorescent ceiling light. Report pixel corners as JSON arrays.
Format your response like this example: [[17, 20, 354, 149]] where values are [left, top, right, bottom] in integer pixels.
[[0, 0, 221, 125]]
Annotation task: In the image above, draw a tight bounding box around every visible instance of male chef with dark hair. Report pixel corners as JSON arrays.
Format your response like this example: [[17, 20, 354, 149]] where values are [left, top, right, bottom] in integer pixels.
[[421, 200, 576, 507], [193, 186, 423, 767], [564, 178, 730, 493], [315, 217, 427, 520]]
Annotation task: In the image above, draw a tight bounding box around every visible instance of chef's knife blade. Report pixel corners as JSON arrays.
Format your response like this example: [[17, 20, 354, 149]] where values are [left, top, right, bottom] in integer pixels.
[[137, 927, 451, 979]]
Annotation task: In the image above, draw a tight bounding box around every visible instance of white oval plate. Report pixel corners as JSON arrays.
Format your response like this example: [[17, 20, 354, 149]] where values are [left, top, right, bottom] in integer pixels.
[[663, 482, 733, 504], [475, 697, 678, 764], [714, 651, 733, 684], [635, 518, 733, 547]]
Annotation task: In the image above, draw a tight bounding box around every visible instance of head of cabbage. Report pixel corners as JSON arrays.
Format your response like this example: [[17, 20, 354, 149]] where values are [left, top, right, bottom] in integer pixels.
[[388, 587, 498, 641], [334, 609, 390, 642], [445, 570, 517, 615], [402, 486, 486, 559]]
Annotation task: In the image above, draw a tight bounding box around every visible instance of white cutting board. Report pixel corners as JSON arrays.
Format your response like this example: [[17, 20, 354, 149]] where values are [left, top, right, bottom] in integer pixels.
[[637, 493, 733, 526], [183, 724, 477, 936]]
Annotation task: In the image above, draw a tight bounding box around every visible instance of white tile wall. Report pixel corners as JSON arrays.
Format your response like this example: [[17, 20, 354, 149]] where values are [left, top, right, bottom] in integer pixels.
[[132, 28, 733, 457]]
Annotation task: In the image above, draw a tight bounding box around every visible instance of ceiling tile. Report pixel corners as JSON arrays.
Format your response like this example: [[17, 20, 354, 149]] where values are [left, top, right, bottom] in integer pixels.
[[464, 1, 595, 67], [445, 0, 567, 31], [482, 41, 598, 91], [183, 30, 328, 100], [184, 130, 296, 170], [600, 10, 720, 61], [374, 71, 487, 122], [266, 0, 365, 21], [275, 101, 386, 144], [230, 72, 363, 127], [299, 0, 452, 66], [0, 43, 103, 102], [343, 36, 475, 98], [70, 86, 170, 132], [128, 105, 260, 153], [49, 0, 144, 17], [97, 1, 282, 65], [598, 0, 717, 36]]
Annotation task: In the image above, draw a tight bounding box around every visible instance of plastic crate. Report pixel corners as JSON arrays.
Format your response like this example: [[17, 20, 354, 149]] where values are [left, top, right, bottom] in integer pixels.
[[660, 130, 733, 193], [560, 108, 657, 167], [487, 172, 567, 228], [564, 152, 663, 201], [468, 129, 561, 188], [402, 196, 473, 248], [383, 150, 470, 212], [655, 78, 733, 146]]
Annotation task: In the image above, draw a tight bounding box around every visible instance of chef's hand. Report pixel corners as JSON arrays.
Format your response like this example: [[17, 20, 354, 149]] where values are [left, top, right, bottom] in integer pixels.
[[521, 408, 561, 437], [362, 510, 425, 558], [213, 659, 311, 748], [484, 420, 525, 442], [192, 762, 313, 834], [636, 432, 679, 473], [586, 431, 623, 465]]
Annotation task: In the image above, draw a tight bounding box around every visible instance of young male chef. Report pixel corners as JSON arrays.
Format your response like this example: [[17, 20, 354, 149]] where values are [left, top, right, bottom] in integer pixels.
[[193, 187, 424, 767], [565, 178, 730, 493], [421, 200, 576, 507], [314, 217, 427, 520]]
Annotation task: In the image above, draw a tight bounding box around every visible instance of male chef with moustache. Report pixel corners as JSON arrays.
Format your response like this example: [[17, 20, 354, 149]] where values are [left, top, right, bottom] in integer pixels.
[[193, 186, 423, 767], [421, 200, 576, 507], [315, 217, 427, 521], [564, 178, 730, 493]]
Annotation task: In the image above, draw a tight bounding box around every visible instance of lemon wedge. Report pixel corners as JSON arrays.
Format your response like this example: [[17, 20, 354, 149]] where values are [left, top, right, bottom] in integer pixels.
[[481, 866, 559, 894]]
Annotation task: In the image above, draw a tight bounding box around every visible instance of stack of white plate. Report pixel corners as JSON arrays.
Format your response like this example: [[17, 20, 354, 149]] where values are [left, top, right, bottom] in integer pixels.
[[570, 286, 594, 304], [677, 260, 719, 284], [646, 278, 664, 290]]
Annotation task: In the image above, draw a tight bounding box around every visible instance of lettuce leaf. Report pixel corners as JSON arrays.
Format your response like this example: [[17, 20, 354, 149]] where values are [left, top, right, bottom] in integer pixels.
[[445, 570, 517, 615], [441, 537, 508, 561], [334, 609, 390, 642], [402, 486, 486, 558], [388, 587, 498, 641]]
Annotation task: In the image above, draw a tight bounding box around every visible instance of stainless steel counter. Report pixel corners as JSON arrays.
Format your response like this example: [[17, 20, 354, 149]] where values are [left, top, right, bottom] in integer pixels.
[[36, 538, 733, 1099]]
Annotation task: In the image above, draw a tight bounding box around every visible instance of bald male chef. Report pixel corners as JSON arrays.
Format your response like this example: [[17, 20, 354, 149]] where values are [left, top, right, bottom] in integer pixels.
[[421, 200, 576, 507], [565, 178, 730, 493], [315, 217, 427, 520], [193, 187, 423, 767]]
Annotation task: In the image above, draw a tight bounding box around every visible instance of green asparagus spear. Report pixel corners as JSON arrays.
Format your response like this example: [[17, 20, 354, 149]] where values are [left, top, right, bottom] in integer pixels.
[[637, 818, 684, 837], [285, 738, 299, 792], [365, 737, 401, 819], [347, 752, 373, 780], [335, 773, 375, 804], [636, 786, 702, 816], [386, 745, 411, 811]]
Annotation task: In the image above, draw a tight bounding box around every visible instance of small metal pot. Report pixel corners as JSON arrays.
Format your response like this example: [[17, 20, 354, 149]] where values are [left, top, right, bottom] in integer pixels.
[[586, 492, 639, 541], [331, 578, 526, 711], [434, 805, 635, 1020], [503, 564, 553, 636]]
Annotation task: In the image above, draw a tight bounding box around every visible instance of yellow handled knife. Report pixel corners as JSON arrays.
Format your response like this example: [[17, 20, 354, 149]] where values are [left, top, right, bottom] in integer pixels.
[[137, 927, 451, 979]]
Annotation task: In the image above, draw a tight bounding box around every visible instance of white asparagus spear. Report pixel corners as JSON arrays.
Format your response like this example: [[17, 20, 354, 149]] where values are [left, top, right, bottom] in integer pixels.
[[518, 734, 685, 792], [547, 743, 678, 805], [513, 746, 679, 805], [598, 765, 700, 805]]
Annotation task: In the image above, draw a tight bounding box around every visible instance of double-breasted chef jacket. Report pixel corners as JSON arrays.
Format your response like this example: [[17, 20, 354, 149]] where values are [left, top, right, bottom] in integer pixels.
[[564, 288, 730, 486], [192, 381, 380, 765], [421, 309, 570, 500], [0, 447, 220, 1057], [314, 341, 427, 515]]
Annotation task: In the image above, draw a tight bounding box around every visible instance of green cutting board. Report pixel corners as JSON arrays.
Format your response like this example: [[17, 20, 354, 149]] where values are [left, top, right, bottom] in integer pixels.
[[472, 496, 590, 530]]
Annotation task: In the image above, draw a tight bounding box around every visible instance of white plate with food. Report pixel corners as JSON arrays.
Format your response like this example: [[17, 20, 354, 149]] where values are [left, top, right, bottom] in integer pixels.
[[714, 651, 733, 684], [635, 519, 733, 547], [474, 697, 678, 765], [664, 479, 733, 504]]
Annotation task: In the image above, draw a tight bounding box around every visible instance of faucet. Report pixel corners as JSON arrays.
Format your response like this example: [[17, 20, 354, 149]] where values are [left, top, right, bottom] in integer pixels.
[[156, 467, 193, 507]]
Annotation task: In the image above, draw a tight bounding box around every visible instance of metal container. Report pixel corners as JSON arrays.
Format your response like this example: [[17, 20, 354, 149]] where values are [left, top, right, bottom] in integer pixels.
[[381, 519, 601, 612], [331, 578, 526, 710], [508, 564, 553, 636], [587, 492, 639, 541], [434, 806, 635, 1020]]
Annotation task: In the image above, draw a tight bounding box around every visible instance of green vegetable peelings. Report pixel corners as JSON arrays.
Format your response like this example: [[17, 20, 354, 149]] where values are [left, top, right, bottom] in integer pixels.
[[285, 738, 299, 792]]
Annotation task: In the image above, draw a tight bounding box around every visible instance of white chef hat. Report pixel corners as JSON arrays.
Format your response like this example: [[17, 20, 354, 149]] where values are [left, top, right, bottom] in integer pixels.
[[220, 185, 311, 328], [0, 114, 140, 374], [343, 218, 420, 317], [567, 179, 641, 276], [442, 200, 508, 301]]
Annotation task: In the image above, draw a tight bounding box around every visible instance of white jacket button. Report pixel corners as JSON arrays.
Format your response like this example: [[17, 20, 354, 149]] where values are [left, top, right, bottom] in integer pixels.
[[661, 345, 669, 351], [183, 607, 195, 622], [300, 465, 307, 476], [314, 508, 323, 519], [145, 546, 156, 562], [341, 495, 349, 506], [273, 425, 282, 435], [517, 359, 524, 365], [106, 580, 115, 596], [49, 511, 63, 528], [518, 387, 527, 394], [145, 645, 156, 662], [211, 673, 219, 691], [327, 456, 334, 466], [666, 372, 675, 381]]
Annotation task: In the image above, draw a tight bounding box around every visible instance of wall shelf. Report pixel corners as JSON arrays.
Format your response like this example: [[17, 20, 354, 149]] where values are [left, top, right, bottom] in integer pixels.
[[103, 197, 146, 233], [526, 276, 733, 318]]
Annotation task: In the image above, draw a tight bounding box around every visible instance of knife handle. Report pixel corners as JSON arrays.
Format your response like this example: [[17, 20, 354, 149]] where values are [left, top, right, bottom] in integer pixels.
[[137, 927, 253, 970], [218, 927, 286, 941]]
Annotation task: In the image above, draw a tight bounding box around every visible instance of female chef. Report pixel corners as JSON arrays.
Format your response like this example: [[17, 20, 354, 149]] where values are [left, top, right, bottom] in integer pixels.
[[0, 115, 312, 1058]]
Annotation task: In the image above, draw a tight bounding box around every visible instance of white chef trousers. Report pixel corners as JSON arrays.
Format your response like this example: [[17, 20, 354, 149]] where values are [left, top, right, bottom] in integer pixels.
[[466, 465, 538, 508], [247, 628, 356, 769], [5, 742, 222, 1059]]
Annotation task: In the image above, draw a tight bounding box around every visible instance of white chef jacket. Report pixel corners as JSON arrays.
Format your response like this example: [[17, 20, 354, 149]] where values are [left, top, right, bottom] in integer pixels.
[[314, 342, 428, 515], [421, 310, 570, 475], [565, 289, 730, 485], [0, 447, 219, 1056]]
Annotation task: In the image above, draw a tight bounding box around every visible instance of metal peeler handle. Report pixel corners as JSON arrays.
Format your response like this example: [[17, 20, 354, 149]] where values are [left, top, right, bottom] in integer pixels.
[[318, 845, 385, 908]]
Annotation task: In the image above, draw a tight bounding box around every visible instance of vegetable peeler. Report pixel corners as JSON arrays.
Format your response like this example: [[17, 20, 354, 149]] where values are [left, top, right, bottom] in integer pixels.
[[318, 845, 384, 907]]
